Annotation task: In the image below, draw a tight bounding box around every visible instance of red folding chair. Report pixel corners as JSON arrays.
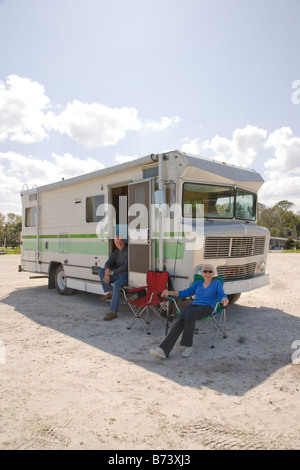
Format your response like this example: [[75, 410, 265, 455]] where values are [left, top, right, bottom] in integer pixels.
[[120, 271, 169, 334]]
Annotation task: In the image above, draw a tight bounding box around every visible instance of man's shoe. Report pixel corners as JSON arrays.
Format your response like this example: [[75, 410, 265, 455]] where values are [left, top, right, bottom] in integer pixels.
[[103, 311, 118, 321], [150, 347, 166, 359], [102, 291, 113, 301], [181, 347, 193, 358]]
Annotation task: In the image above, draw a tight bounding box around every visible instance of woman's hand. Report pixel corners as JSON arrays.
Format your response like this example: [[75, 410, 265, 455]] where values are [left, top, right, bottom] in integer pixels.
[[162, 290, 179, 298], [222, 297, 229, 307]]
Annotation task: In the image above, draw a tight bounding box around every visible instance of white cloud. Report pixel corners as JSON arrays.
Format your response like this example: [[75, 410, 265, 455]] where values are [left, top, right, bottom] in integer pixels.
[[202, 125, 267, 167], [0, 151, 104, 214], [114, 154, 138, 164], [51, 152, 105, 178], [50, 100, 143, 148], [0, 75, 51, 143], [258, 176, 300, 211], [144, 116, 180, 131], [0, 75, 181, 149], [264, 127, 300, 176], [182, 125, 300, 212], [259, 127, 300, 210], [181, 137, 201, 155]]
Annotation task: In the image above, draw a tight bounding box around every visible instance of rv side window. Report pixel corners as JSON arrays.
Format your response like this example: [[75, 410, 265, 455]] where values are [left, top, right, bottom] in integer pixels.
[[86, 195, 105, 223], [25, 207, 38, 227]]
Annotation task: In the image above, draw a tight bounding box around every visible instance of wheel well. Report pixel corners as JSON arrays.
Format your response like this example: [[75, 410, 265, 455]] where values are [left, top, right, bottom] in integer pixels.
[[227, 293, 241, 304], [48, 262, 61, 289]]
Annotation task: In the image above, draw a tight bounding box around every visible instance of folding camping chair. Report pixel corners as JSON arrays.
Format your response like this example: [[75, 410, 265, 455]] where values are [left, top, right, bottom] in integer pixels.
[[120, 271, 169, 335], [167, 274, 227, 349]]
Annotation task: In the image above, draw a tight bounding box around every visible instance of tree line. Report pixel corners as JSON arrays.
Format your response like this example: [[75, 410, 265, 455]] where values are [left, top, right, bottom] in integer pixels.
[[258, 200, 300, 246], [0, 213, 22, 248], [1, 199, 299, 248]]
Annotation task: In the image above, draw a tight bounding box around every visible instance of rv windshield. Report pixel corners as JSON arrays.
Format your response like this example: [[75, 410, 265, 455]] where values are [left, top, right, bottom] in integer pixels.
[[182, 183, 256, 220]]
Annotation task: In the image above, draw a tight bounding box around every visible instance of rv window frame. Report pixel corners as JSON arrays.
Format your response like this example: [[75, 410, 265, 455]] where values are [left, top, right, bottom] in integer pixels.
[[182, 182, 235, 220], [86, 194, 105, 223], [235, 188, 257, 221], [182, 182, 257, 221], [25, 206, 38, 227]]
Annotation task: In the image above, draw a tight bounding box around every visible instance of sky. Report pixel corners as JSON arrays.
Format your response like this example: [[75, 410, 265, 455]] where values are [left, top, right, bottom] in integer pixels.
[[0, 0, 300, 216]]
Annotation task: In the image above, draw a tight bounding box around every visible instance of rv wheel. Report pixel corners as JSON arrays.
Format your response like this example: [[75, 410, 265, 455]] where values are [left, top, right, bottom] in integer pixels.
[[227, 293, 241, 304], [54, 265, 74, 295]]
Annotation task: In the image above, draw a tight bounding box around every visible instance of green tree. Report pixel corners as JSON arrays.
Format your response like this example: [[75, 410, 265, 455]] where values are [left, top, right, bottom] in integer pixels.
[[274, 200, 298, 229], [0, 212, 22, 247], [258, 200, 298, 237]]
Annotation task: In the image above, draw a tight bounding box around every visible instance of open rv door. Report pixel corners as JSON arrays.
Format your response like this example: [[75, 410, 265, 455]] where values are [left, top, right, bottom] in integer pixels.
[[21, 190, 42, 273], [128, 180, 152, 286]]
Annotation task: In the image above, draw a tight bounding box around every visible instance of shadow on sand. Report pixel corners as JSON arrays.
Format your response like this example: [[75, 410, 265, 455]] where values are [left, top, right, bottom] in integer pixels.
[[2, 282, 299, 397]]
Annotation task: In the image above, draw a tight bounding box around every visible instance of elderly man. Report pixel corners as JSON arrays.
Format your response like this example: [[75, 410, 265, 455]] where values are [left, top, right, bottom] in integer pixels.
[[98, 236, 128, 321]]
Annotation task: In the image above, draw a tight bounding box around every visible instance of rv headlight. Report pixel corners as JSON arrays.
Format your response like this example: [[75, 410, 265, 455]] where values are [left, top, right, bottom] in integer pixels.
[[257, 259, 266, 273], [193, 265, 205, 278]]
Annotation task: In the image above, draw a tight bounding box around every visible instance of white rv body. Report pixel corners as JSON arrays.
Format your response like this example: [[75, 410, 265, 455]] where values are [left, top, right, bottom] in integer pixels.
[[20, 150, 270, 299]]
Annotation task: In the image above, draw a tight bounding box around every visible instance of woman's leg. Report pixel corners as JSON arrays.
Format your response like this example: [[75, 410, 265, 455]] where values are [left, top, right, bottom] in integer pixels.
[[158, 304, 210, 357], [158, 311, 186, 357], [180, 304, 213, 347]]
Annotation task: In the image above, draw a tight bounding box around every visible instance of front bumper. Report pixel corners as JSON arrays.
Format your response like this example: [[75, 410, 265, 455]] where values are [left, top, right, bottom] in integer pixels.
[[224, 274, 270, 295]]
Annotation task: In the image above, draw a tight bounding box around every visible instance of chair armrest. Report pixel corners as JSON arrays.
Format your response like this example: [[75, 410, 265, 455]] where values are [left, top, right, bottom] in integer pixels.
[[146, 291, 165, 303], [166, 296, 181, 314], [212, 302, 224, 315], [124, 286, 147, 293]]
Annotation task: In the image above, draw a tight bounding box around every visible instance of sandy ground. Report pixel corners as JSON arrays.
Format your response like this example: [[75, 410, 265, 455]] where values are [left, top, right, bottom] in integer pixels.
[[0, 253, 299, 451]]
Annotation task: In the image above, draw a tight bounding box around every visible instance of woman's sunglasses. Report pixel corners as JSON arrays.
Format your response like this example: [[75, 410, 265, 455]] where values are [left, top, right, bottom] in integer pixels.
[[203, 270, 213, 273]]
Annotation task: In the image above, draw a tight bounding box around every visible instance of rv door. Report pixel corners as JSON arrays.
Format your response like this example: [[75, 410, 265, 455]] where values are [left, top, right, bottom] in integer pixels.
[[21, 195, 41, 273], [128, 180, 151, 286]]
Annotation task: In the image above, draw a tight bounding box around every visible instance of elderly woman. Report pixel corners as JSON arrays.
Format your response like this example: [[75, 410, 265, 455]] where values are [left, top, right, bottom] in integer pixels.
[[150, 264, 229, 359]]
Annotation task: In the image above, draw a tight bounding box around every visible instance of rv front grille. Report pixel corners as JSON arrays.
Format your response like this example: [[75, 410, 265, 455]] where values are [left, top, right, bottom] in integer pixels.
[[204, 236, 265, 258], [217, 262, 256, 281]]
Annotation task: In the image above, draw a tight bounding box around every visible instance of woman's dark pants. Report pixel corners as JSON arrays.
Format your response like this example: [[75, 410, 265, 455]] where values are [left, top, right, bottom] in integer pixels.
[[159, 303, 213, 357]]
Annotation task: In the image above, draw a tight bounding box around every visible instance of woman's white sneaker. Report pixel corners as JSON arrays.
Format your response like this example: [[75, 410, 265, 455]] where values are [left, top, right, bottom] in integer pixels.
[[150, 348, 166, 359], [181, 347, 193, 358]]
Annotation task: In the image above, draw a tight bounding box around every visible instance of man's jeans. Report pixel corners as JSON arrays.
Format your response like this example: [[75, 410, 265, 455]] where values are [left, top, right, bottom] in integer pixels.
[[98, 268, 128, 313]]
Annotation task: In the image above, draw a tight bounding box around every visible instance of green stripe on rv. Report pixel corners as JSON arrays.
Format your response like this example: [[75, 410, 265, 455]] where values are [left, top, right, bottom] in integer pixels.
[[22, 237, 185, 259], [155, 242, 185, 260], [22, 234, 101, 239], [22, 240, 109, 256]]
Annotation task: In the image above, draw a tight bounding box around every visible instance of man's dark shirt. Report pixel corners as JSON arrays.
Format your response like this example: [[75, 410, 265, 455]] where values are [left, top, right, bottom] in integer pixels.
[[104, 245, 128, 275]]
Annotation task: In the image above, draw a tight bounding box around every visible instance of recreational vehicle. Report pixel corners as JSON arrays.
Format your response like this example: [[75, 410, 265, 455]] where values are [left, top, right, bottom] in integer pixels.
[[20, 150, 270, 302]]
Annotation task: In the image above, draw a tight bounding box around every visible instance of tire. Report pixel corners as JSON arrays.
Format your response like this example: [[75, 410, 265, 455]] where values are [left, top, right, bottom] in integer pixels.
[[54, 265, 74, 295], [227, 293, 241, 304]]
